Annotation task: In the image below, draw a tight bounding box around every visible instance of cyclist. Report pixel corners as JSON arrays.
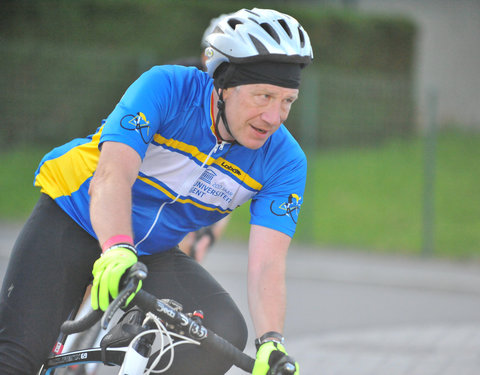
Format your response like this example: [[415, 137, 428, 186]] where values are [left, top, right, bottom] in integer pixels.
[[0, 7, 312, 375]]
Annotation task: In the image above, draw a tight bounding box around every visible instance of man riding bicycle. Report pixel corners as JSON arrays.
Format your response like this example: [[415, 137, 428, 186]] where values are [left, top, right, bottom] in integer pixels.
[[0, 8, 313, 374]]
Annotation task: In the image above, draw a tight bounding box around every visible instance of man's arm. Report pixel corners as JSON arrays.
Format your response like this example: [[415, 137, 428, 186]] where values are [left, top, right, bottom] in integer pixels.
[[88, 141, 143, 311], [247, 224, 291, 338], [88, 141, 141, 247]]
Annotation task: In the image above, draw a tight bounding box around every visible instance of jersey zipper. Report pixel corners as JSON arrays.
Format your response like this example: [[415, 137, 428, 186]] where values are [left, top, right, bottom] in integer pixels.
[[203, 141, 228, 167], [136, 140, 230, 247]]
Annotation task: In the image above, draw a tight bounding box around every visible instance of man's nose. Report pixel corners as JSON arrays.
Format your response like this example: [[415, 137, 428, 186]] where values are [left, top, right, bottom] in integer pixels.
[[260, 101, 285, 126]]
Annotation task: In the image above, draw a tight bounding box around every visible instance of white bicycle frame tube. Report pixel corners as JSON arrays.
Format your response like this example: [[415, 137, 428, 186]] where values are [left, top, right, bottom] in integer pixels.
[[119, 345, 149, 374]]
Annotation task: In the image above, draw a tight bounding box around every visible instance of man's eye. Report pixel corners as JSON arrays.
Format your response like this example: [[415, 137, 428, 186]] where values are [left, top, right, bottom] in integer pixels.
[[286, 96, 298, 104], [255, 94, 270, 103]]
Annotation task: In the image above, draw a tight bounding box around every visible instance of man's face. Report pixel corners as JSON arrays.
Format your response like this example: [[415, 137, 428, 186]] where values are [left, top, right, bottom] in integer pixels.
[[219, 83, 299, 150]]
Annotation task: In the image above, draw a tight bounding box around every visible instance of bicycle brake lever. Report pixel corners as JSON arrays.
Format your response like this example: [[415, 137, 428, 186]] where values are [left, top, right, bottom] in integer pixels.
[[101, 280, 138, 329], [101, 263, 148, 329]]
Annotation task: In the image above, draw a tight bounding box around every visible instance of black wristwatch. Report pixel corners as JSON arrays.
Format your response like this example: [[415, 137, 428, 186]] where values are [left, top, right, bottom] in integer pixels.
[[255, 331, 285, 350]]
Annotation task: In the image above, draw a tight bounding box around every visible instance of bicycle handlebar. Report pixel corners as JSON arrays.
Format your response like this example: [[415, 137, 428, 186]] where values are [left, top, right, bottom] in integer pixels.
[[61, 308, 103, 334], [60, 262, 296, 374], [133, 288, 256, 372]]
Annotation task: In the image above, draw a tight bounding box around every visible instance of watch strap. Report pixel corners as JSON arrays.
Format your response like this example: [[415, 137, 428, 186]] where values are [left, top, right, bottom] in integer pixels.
[[255, 331, 285, 350]]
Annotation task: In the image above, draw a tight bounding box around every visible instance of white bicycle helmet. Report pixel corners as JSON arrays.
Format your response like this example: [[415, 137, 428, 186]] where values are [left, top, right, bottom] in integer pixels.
[[201, 13, 233, 48], [205, 8, 313, 78]]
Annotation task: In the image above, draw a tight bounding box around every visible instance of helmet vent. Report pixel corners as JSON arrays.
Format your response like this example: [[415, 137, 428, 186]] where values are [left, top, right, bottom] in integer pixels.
[[212, 25, 223, 34], [278, 19, 292, 39], [260, 22, 280, 44], [297, 27, 306, 48], [249, 34, 270, 55], [227, 18, 243, 30]]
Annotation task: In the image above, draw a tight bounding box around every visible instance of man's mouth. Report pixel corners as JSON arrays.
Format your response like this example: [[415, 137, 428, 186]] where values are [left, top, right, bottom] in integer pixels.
[[251, 125, 267, 134]]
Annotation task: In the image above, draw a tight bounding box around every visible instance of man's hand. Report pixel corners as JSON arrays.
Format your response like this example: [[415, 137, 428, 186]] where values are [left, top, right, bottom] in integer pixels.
[[91, 244, 140, 311], [252, 341, 299, 375]]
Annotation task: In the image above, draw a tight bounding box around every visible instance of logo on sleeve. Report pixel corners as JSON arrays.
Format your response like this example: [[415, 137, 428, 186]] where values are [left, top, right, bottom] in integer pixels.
[[120, 112, 152, 144], [270, 193, 302, 224]]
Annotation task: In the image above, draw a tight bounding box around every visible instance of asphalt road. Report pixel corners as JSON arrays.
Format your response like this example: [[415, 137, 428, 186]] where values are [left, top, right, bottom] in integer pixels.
[[1, 223, 480, 374]]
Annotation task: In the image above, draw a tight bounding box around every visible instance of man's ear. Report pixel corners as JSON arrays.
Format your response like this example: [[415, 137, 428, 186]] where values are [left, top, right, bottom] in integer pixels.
[[221, 87, 232, 100]]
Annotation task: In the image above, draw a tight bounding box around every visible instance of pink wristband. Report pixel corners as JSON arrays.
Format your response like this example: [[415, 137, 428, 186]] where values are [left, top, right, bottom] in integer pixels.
[[102, 235, 134, 252]]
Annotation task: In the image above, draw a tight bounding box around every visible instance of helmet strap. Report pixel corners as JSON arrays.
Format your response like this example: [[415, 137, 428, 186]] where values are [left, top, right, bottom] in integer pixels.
[[215, 89, 235, 142], [214, 64, 238, 144]]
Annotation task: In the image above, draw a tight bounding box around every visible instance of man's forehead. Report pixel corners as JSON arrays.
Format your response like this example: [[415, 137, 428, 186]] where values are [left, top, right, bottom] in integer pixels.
[[242, 83, 299, 96]]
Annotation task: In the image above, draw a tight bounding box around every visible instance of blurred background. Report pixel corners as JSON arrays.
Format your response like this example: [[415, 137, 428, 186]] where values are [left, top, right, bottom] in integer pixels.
[[0, 0, 479, 260]]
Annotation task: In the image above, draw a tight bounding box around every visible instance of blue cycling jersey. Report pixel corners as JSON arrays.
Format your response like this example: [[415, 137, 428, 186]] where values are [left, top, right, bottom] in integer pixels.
[[34, 65, 307, 255]]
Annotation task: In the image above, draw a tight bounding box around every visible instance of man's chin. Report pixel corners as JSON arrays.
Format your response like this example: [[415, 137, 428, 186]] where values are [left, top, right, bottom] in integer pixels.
[[240, 139, 266, 150]]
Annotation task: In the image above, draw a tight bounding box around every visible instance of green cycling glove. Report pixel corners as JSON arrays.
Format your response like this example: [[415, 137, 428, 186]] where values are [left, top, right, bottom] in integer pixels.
[[91, 244, 141, 311], [252, 341, 299, 375]]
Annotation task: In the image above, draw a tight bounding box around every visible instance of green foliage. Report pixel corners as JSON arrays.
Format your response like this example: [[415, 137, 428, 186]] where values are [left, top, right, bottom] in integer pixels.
[[0, 39, 137, 147], [288, 67, 415, 148], [282, 6, 416, 74], [0, 147, 46, 219], [0, 0, 255, 59], [0, 0, 416, 149], [0, 0, 416, 73], [434, 131, 480, 258]]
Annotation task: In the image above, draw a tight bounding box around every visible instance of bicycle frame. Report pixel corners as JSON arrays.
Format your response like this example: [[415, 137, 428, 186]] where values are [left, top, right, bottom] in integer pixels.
[[39, 347, 128, 374]]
